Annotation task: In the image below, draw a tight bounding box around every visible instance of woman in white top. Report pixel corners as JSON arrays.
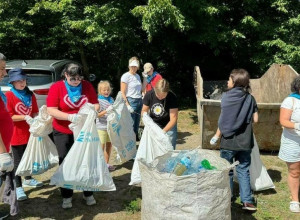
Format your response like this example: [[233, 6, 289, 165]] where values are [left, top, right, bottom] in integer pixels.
[[279, 75, 300, 213], [120, 57, 142, 140]]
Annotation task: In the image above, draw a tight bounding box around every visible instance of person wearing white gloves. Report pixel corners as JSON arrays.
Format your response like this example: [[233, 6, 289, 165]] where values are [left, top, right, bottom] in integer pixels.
[[47, 63, 99, 209], [5, 68, 41, 201], [279, 75, 300, 213], [210, 69, 258, 211], [0, 53, 14, 173], [120, 57, 143, 141], [141, 78, 178, 149], [0, 53, 16, 219]]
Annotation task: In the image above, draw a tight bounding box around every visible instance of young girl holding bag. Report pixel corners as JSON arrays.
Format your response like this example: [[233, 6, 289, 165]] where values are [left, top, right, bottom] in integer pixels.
[[5, 68, 42, 201], [96, 80, 115, 171]]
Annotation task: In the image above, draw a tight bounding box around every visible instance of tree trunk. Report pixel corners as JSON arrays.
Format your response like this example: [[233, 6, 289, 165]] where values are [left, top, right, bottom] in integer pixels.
[[79, 43, 89, 78]]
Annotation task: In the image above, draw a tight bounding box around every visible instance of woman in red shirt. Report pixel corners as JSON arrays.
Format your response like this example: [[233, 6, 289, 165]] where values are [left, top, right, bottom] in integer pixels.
[[0, 53, 14, 172], [6, 68, 42, 201], [0, 53, 16, 219], [47, 63, 99, 209]]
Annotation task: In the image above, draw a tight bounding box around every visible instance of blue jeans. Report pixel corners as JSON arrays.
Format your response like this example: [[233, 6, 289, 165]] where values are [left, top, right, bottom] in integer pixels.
[[127, 97, 143, 135], [220, 149, 253, 203], [167, 124, 177, 149]]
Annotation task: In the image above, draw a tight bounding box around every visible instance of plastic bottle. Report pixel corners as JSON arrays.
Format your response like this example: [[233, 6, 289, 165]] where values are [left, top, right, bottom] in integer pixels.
[[173, 156, 191, 176], [201, 159, 216, 170]]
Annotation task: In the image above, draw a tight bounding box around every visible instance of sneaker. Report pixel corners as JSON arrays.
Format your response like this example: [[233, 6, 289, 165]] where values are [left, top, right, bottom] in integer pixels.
[[83, 195, 96, 206], [242, 202, 257, 211], [62, 198, 72, 209], [107, 164, 116, 171], [0, 210, 9, 220], [290, 201, 300, 213], [22, 179, 43, 188], [16, 187, 27, 201]]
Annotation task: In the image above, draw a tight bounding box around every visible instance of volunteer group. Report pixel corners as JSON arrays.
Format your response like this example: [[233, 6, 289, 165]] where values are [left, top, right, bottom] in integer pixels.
[[0, 53, 178, 216], [0, 52, 300, 217]]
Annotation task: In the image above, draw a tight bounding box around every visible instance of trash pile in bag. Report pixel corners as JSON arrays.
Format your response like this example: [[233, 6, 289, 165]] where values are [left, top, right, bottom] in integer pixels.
[[16, 105, 59, 176], [157, 150, 217, 176]]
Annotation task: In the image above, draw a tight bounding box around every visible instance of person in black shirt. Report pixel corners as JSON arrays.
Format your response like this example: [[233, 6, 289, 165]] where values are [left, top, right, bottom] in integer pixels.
[[141, 78, 178, 148]]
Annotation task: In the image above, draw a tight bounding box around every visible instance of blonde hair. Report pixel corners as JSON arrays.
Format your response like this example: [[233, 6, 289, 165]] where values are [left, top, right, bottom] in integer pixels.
[[154, 78, 170, 93], [97, 80, 112, 95], [128, 56, 140, 69]]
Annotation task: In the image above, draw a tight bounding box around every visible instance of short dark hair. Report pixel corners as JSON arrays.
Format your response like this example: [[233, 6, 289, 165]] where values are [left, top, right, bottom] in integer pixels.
[[0, 53, 6, 61], [291, 75, 300, 94], [230, 68, 251, 92], [61, 63, 83, 78]]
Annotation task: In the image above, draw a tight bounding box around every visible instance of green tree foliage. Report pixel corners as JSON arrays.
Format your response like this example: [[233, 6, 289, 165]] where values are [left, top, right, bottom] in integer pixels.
[[0, 0, 299, 104]]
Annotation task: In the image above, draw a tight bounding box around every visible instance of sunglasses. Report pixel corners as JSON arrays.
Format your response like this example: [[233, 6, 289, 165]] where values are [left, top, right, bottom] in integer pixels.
[[69, 76, 84, 82]]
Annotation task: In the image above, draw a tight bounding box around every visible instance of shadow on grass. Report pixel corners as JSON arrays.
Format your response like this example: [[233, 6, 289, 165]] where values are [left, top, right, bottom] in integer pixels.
[[14, 172, 141, 219], [266, 169, 282, 182], [177, 131, 193, 144], [114, 160, 134, 172]]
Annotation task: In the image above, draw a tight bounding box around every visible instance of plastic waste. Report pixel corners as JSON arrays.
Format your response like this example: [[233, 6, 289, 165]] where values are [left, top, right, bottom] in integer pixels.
[[158, 151, 217, 175], [173, 156, 191, 176], [201, 159, 217, 170]]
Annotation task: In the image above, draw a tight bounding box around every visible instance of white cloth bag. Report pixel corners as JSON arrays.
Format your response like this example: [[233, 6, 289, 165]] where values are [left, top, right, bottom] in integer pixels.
[[129, 113, 173, 185], [250, 135, 275, 191], [16, 105, 58, 176], [107, 92, 136, 163], [139, 149, 233, 220], [50, 103, 116, 191]]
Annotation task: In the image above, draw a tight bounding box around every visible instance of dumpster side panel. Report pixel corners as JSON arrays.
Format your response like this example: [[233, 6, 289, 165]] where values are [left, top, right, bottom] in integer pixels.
[[253, 108, 282, 151], [202, 104, 221, 150]]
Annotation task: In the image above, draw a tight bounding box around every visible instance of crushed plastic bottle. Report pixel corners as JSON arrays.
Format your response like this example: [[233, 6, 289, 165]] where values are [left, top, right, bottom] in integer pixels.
[[201, 159, 217, 170], [173, 156, 191, 176]]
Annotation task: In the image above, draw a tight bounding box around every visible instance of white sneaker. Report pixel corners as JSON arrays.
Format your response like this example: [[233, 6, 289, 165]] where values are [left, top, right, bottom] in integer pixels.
[[62, 198, 72, 209], [290, 201, 300, 213], [83, 195, 96, 206]]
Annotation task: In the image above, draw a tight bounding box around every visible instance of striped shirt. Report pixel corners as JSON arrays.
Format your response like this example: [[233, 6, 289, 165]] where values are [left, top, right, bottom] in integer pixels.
[[96, 97, 114, 130], [278, 97, 300, 162]]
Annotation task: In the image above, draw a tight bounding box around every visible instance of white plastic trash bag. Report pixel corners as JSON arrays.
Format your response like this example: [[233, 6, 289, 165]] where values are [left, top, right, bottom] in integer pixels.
[[16, 136, 59, 176], [107, 92, 136, 163], [16, 105, 58, 176], [129, 113, 173, 185], [250, 135, 275, 191], [139, 149, 233, 220], [50, 103, 116, 192], [29, 105, 53, 137]]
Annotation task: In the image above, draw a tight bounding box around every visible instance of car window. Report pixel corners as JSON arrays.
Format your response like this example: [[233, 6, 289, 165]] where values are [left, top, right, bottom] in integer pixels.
[[0, 70, 54, 86]]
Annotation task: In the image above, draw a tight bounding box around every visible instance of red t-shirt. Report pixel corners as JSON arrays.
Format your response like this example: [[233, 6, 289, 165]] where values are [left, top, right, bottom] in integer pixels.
[[46, 80, 98, 134], [0, 98, 13, 152], [146, 73, 162, 92], [5, 91, 38, 146]]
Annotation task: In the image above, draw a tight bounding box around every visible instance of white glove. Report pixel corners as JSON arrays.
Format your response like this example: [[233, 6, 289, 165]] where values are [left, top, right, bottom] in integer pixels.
[[210, 136, 219, 146], [0, 153, 14, 172], [24, 115, 35, 125], [127, 105, 134, 113], [142, 72, 148, 78], [106, 105, 114, 113], [68, 114, 82, 123], [294, 123, 300, 131]]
